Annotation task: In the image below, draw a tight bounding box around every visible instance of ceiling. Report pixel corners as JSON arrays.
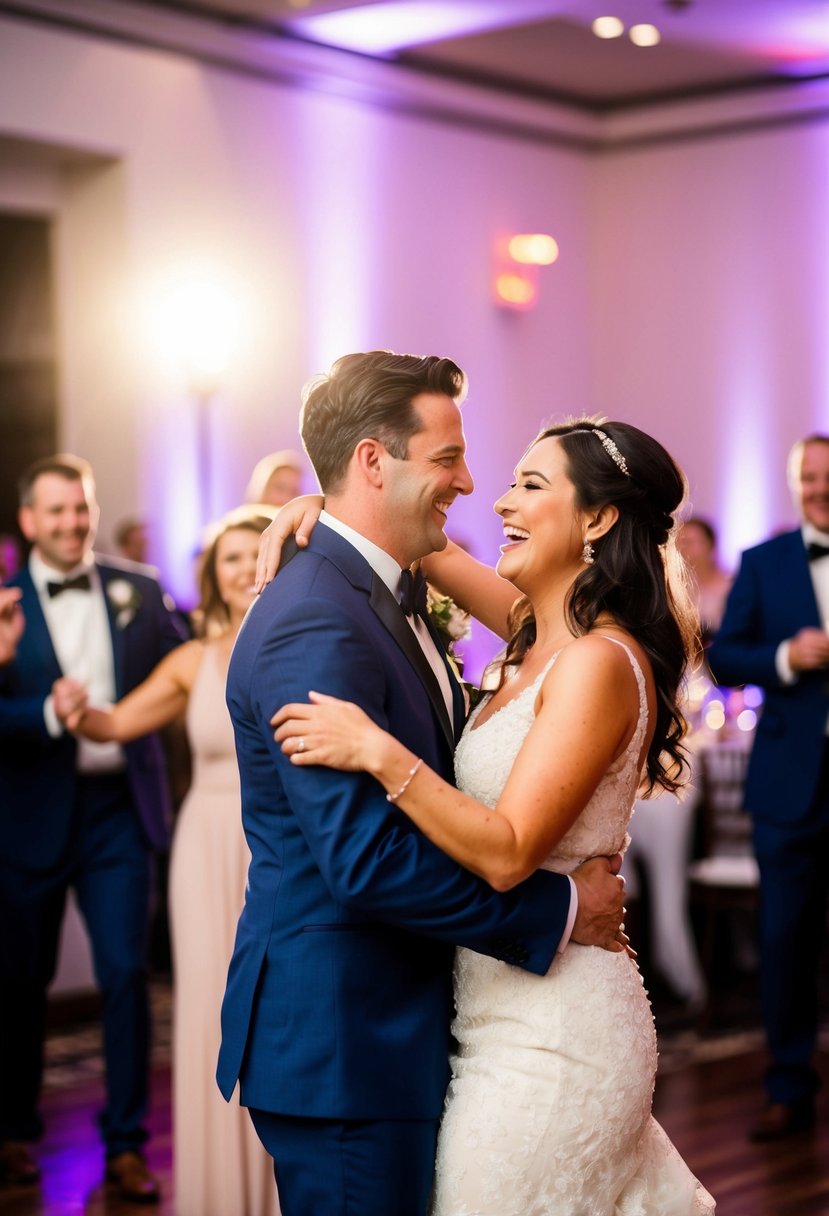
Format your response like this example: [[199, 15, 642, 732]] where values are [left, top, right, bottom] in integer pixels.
[[133, 0, 829, 112]]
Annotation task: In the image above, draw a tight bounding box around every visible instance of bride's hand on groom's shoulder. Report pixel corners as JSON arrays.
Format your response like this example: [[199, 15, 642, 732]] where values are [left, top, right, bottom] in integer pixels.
[[570, 855, 634, 957], [255, 493, 325, 592]]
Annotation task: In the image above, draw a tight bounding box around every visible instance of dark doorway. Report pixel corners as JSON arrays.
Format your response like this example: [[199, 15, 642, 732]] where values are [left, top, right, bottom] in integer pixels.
[[0, 213, 58, 576]]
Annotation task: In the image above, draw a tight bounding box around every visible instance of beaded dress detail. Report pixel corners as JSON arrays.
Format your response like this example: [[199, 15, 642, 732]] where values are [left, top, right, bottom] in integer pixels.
[[432, 639, 715, 1215]]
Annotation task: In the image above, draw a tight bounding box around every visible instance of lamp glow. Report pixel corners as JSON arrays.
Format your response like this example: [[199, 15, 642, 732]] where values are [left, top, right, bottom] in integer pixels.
[[629, 23, 660, 47], [592, 16, 624, 39], [154, 274, 240, 393], [507, 233, 559, 266], [495, 272, 537, 308]]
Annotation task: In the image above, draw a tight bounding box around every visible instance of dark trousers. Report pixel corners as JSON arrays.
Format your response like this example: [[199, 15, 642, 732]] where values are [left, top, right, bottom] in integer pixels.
[[0, 774, 152, 1155], [754, 787, 829, 1106], [249, 1108, 439, 1216]]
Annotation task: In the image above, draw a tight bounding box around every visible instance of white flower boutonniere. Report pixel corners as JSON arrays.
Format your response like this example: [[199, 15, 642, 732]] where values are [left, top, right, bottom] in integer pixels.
[[107, 578, 142, 630], [425, 585, 483, 715]]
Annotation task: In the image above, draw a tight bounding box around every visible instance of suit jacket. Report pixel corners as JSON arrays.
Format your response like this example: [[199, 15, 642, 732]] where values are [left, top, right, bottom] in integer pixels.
[[0, 558, 187, 870], [217, 523, 571, 1121], [708, 527, 829, 826]]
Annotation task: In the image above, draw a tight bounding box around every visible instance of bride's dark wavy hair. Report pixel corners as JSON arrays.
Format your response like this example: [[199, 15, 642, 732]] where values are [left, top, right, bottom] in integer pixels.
[[495, 418, 698, 795]]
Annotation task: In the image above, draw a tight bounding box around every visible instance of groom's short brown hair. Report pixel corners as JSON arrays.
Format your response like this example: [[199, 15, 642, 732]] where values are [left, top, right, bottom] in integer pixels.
[[300, 350, 467, 493]]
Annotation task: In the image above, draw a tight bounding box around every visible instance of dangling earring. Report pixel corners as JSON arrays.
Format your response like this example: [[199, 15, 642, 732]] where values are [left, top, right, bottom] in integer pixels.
[[582, 539, 595, 565]]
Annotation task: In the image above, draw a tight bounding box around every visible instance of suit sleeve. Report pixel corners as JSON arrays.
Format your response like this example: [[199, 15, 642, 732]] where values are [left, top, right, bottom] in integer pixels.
[[708, 551, 784, 689], [243, 595, 570, 976], [0, 691, 52, 740]]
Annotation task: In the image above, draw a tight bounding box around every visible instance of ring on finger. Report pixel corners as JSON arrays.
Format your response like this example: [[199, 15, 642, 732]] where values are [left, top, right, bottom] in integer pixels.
[[296, 737, 306, 754]]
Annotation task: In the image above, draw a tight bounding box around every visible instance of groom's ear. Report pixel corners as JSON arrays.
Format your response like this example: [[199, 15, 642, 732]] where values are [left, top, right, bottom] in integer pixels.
[[353, 438, 385, 488]]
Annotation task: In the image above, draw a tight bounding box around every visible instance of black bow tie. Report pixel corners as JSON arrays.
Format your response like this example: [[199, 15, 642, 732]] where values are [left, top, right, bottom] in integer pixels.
[[807, 542, 829, 563], [47, 572, 92, 597], [398, 568, 428, 618]]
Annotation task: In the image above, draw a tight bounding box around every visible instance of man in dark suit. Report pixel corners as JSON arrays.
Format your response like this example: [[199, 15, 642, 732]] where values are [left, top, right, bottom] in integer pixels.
[[218, 351, 627, 1215], [0, 455, 187, 1198], [709, 433, 829, 1141]]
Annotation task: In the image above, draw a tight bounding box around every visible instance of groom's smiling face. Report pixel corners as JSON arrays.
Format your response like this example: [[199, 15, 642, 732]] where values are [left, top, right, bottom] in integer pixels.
[[383, 391, 474, 566]]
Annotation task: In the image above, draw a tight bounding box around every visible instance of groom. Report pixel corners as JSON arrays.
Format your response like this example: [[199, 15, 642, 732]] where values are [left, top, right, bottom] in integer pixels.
[[218, 351, 626, 1216]]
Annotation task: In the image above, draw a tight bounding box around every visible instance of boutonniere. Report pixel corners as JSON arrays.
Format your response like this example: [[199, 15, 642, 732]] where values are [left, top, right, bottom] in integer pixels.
[[106, 578, 142, 629], [426, 586, 471, 667]]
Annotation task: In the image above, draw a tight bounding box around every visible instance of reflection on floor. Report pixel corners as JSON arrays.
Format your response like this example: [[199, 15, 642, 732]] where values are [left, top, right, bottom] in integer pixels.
[[1, 978, 827, 1216]]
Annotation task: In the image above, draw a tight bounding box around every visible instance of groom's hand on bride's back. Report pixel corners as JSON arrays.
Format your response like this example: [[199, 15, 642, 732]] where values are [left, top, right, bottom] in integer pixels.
[[570, 855, 632, 956]]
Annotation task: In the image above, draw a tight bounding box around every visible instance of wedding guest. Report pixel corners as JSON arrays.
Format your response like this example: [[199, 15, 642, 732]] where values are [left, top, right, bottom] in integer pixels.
[[245, 450, 306, 508], [677, 517, 732, 645], [114, 517, 150, 565], [0, 586, 23, 664], [709, 434, 829, 1141], [0, 454, 186, 1198], [69, 508, 280, 1216]]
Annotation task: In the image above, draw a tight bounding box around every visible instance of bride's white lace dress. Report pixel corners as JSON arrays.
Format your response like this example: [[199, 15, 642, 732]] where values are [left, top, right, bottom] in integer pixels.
[[432, 640, 715, 1215]]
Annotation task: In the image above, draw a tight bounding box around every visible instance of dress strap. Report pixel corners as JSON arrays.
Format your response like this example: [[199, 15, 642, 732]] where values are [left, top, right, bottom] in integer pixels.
[[593, 635, 649, 738]]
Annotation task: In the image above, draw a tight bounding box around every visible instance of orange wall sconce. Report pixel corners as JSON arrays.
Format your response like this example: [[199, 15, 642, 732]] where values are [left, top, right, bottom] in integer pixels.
[[493, 233, 559, 311]]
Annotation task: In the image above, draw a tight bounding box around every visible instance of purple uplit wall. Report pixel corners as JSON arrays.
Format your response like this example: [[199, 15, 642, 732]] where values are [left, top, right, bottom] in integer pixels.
[[4, 13, 829, 622], [590, 114, 829, 574]]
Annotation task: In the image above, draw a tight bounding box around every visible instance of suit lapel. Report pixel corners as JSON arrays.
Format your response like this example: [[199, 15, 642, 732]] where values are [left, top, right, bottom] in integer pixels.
[[785, 532, 821, 629], [307, 524, 457, 750], [97, 565, 126, 699], [369, 574, 455, 751], [422, 609, 467, 743], [17, 568, 63, 681]]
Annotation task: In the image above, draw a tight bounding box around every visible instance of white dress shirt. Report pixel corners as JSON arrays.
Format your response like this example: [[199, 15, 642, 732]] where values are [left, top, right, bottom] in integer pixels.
[[31, 550, 126, 773]]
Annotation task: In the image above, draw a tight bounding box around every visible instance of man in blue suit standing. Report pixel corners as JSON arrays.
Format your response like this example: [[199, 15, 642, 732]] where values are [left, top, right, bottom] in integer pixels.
[[218, 351, 627, 1215], [0, 454, 187, 1198], [709, 433, 829, 1142]]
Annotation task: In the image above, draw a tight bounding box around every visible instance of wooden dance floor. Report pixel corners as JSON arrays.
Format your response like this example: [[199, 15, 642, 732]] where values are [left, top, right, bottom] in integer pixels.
[[0, 986, 827, 1216]]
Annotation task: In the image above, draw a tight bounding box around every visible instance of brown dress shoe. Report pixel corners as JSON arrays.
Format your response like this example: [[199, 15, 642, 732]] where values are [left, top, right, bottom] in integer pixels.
[[0, 1140, 40, 1185], [105, 1151, 160, 1204], [749, 1101, 816, 1142]]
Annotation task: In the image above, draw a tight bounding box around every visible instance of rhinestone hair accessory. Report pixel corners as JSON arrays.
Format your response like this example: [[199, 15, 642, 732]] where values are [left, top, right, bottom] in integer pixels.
[[593, 429, 630, 477]]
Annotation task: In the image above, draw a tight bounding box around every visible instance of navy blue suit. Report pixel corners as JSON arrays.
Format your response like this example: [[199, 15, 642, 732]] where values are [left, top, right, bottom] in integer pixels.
[[0, 559, 186, 1153], [708, 528, 829, 1107], [218, 524, 571, 1215]]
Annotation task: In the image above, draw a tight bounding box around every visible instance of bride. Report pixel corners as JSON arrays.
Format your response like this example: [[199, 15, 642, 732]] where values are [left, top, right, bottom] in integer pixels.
[[267, 418, 715, 1214]]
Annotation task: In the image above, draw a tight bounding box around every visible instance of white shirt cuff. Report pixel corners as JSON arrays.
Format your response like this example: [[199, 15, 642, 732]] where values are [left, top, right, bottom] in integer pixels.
[[557, 875, 578, 954], [44, 694, 64, 738], [775, 640, 798, 685]]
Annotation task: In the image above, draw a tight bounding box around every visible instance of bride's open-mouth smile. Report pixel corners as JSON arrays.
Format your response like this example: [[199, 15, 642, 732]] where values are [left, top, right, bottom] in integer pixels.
[[500, 525, 529, 554]]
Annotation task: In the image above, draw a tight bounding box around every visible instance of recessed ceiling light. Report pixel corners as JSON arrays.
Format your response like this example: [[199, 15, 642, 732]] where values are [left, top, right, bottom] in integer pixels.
[[592, 16, 624, 39], [629, 23, 661, 47]]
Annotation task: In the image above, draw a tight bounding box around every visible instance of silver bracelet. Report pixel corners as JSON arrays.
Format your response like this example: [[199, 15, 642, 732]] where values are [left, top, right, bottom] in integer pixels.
[[386, 757, 423, 803]]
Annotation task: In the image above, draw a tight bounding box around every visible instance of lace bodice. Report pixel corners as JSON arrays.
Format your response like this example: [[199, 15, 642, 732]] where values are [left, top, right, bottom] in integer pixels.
[[454, 638, 648, 875]]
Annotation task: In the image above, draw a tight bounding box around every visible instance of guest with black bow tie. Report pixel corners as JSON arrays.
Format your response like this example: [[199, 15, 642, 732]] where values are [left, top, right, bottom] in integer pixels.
[[709, 433, 829, 1143], [0, 454, 187, 1199]]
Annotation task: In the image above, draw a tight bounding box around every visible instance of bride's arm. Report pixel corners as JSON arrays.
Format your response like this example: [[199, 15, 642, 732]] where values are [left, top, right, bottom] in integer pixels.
[[255, 497, 520, 640], [420, 541, 520, 641], [272, 638, 636, 890], [254, 494, 325, 592]]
